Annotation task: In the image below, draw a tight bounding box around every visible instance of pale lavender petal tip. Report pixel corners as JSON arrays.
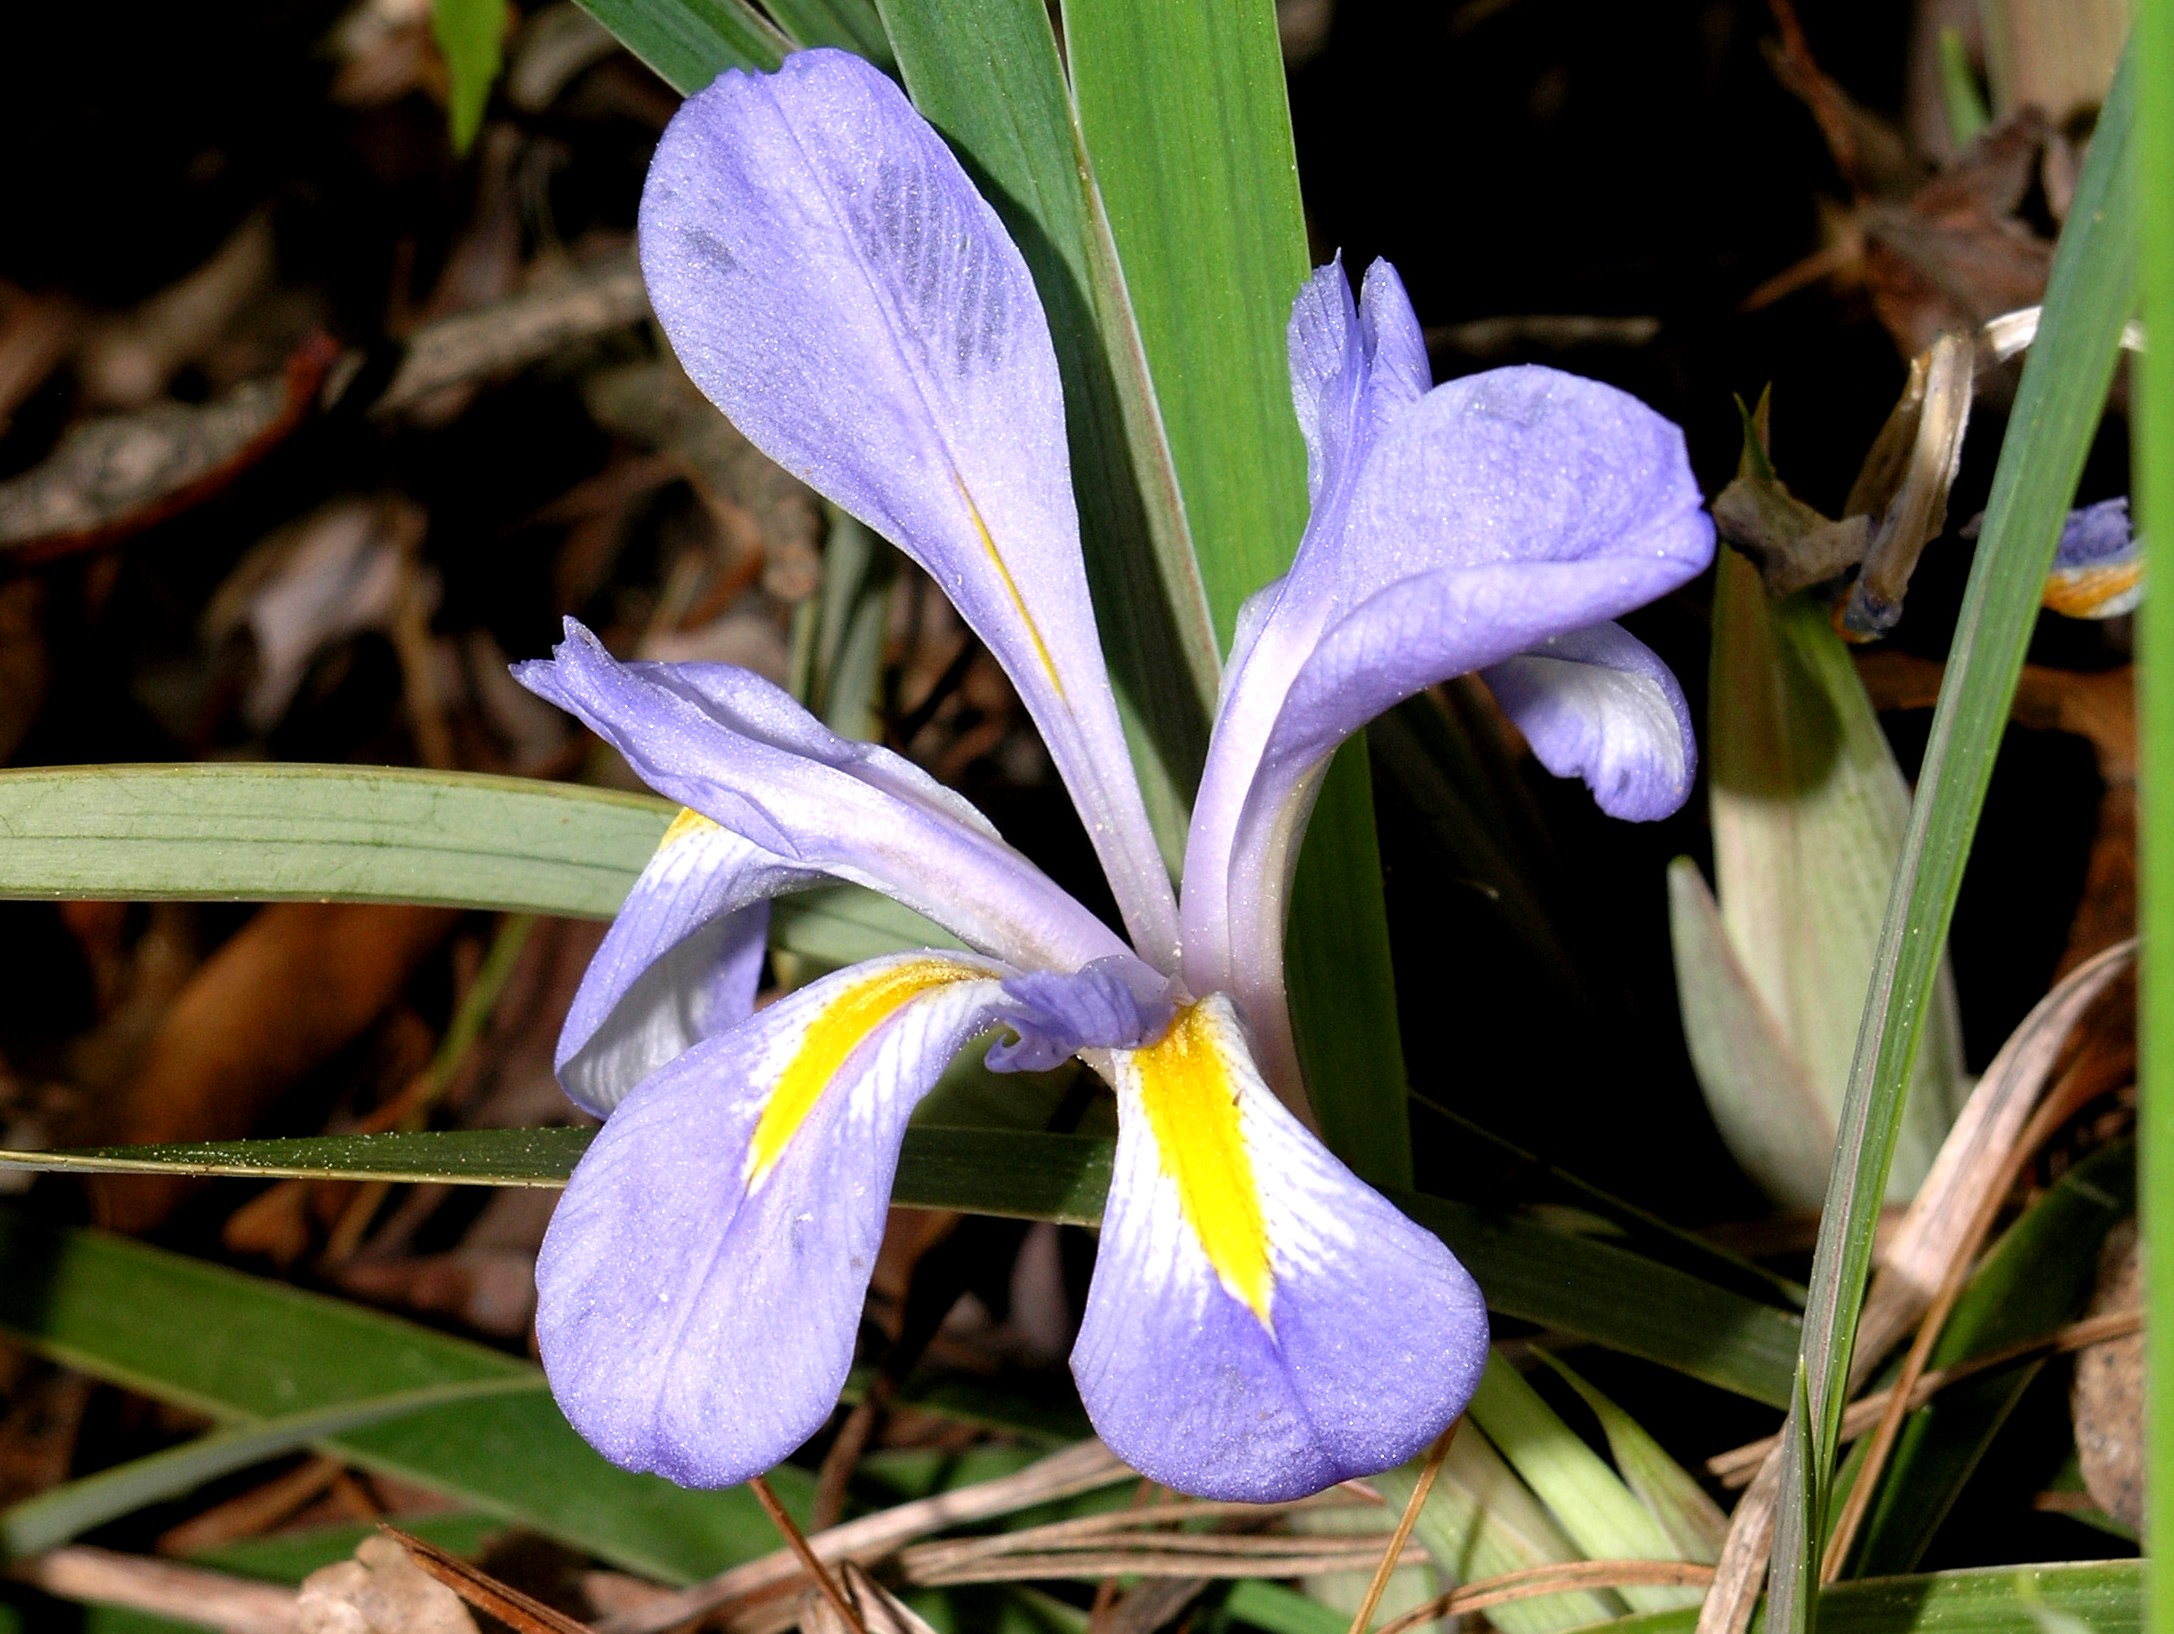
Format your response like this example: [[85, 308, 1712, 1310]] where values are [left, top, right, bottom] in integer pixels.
[[536, 957, 1011, 1487], [1483, 620, 1698, 822]]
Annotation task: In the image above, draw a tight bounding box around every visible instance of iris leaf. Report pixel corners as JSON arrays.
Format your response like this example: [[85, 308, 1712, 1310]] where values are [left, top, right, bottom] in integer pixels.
[[0, 1135, 1801, 1405], [431, 0, 508, 152], [1769, 48, 2138, 1634], [0, 1209, 794, 1584], [1561, 1560, 2140, 1634], [1064, 0, 1411, 1189], [567, 0, 785, 93], [0, 764, 948, 963], [878, 0, 1220, 867]]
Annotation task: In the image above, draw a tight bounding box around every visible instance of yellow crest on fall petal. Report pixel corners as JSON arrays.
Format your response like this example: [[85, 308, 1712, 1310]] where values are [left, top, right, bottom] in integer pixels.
[[1133, 1002, 1274, 1325], [659, 806, 721, 850], [744, 959, 980, 1187]]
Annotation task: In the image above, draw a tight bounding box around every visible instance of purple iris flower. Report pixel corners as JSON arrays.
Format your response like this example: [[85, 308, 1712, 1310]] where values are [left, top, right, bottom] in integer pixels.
[[514, 48, 1714, 1503]]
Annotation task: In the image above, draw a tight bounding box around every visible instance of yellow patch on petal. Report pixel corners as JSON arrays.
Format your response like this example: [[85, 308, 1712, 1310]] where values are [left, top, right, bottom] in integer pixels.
[[1134, 1002, 1273, 1326], [744, 959, 980, 1188], [2043, 559, 2143, 619], [659, 806, 720, 850], [957, 479, 1065, 702]]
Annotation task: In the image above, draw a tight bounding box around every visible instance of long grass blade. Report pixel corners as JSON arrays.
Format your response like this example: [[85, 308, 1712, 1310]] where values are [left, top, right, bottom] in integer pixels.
[[2131, 0, 2174, 1625], [1768, 47, 2139, 1634]]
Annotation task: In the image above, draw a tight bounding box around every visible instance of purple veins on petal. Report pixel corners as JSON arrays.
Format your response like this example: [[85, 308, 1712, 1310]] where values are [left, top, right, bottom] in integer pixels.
[[536, 951, 1015, 1488], [635, 46, 1178, 969]]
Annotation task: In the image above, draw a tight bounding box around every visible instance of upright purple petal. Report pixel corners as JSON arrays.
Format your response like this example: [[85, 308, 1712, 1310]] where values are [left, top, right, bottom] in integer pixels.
[[1480, 621, 1697, 822], [638, 48, 1178, 967], [1072, 997, 1488, 1500], [517, 622, 1128, 977], [538, 952, 1017, 1487], [1181, 258, 1712, 1081], [556, 812, 816, 1117]]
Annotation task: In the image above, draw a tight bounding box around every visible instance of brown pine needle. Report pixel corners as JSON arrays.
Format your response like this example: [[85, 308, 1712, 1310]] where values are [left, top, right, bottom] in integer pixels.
[[1347, 1421, 1457, 1634], [750, 1474, 870, 1634], [1374, 1559, 1719, 1634], [381, 1525, 594, 1634]]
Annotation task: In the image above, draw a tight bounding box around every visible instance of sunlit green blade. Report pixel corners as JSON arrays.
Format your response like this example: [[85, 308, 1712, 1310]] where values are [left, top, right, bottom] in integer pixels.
[[1771, 49, 2138, 1634], [569, 0, 784, 94], [1379, 1431, 1621, 1634], [0, 1211, 792, 1583], [0, 1379, 541, 1559], [1467, 1359, 1702, 1613], [2133, 0, 2174, 1619], [878, 0, 1220, 866], [0, 1136, 1798, 1403], [0, 765, 664, 915], [1851, 1143, 2134, 1574], [1536, 1354, 1728, 1565], [1064, 0, 1410, 1187], [1565, 1560, 2141, 1634], [760, 0, 892, 67], [0, 765, 947, 963]]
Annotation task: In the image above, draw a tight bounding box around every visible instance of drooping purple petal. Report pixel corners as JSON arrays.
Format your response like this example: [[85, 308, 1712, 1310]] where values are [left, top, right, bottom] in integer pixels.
[[517, 622, 1128, 976], [1072, 996, 1488, 1501], [638, 48, 1178, 967], [1181, 258, 1712, 1079], [2043, 496, 2141, 619], [1481, 621, 1697, 822], [556, 812, 817, 1117], [537, 951, 1016, 1487]]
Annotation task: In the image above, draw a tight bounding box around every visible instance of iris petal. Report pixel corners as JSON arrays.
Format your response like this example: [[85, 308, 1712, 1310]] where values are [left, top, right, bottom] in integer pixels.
[[516, 622, 1128, 976], [1183, 258, 1712, 1077], [637, 48, 1178, 968], [557, 812, 819, 1116], [1072, 996, 1489, 1501], [537, 951, 1016, 1488], [1481, 621, 1696, 823]]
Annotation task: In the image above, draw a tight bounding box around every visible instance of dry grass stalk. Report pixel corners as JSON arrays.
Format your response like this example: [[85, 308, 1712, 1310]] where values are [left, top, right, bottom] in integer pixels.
[[1344, 1423, 1455, 1634], [13, 1545, 299, 1634], [593, 1440, 1131, 1634], [1707, 1306, 2143, 1487], [750, 1477, 869, 1634], [1373, 1559, 1720, 1634], [1691, 940, 2133, 1634], [382, 1526, 593, 1634]]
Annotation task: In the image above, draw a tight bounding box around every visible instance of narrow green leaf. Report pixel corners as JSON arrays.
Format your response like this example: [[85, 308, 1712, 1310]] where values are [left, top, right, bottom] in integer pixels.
[[432, 0, 508, 151], [1564, 1560, 2142, 1634], [569, 0, 785, 94], [1691, 549, 1968, 1209], [878, 0, 1220, 867], [761, 0, 894, 68], [0, 1378, 541, 1560], [0, 765, 665, 917], [1939, 27, 1991, 147], [2132, 3, 2174, 1630], [1466, 1358, 1702, 1613], [0, 765, 948, 963], [1774, 48, 2137, 1634], [0, 1211, 793, 1584], [1064, 0, 1411, 1187], [187, 1512, 508, 1584], [1536, 1354, 1729, 1565], [0, 1137, 1800, 1402], [1220, 1581, 1348, 1634], [1376, 1432, 1621, 1634]]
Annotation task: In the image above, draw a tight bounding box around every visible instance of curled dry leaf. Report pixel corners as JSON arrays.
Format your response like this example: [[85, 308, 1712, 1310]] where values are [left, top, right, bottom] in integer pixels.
[[298, 1535, 479, 1634], [87, 902, 457, 1234], [2070, 1217, 2143, 1529]]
